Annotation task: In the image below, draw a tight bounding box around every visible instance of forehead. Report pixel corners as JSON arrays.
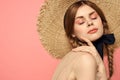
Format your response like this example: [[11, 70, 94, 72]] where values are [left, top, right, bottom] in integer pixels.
[[75, 4, 96, 17]]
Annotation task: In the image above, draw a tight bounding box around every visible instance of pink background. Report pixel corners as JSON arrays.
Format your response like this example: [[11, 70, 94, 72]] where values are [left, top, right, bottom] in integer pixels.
[[0, 0, 120, 80], [0, 0, 59, 80]]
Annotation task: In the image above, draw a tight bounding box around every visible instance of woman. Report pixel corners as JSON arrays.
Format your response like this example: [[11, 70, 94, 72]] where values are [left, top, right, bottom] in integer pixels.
[[52, 1, 115, 80], [38, 0, 120, 80]]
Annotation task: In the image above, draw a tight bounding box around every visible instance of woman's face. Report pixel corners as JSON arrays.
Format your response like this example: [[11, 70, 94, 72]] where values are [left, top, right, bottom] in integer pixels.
[[73, 4, 103, 41]]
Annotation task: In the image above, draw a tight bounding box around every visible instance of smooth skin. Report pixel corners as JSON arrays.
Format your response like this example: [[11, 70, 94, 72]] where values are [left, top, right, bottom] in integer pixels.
[[52, 4, 107, 80], [52, 36, 107, 80], [72, 36, 107, 80], [73, 5, 103, 41], [52, 51, 97, 80]]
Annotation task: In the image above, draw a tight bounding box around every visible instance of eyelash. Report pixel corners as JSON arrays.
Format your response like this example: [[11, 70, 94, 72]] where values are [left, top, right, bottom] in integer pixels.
[[91, 16, 97, 20], [79, 22, 84, 25], [91, 14, 98, 20]]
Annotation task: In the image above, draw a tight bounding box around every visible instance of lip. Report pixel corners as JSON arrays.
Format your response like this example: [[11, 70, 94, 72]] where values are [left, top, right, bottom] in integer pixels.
[[87, 28, 98, 34]]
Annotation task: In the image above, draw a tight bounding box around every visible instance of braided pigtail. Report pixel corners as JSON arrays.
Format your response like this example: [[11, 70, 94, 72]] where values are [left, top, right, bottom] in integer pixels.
[[106, 45, 114, 80]]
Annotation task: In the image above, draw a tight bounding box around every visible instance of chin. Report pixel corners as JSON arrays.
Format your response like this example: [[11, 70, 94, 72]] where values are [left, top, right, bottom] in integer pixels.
[[89, 34, 103, 42], [90, 38, 99, 42]]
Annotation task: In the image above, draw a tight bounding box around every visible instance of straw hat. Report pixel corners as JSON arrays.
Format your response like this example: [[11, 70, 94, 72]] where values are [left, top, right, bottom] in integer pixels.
[[37, 0, 120, 59]]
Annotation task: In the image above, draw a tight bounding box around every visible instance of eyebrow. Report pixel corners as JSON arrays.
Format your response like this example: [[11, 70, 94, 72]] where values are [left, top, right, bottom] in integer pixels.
[[75, 11, 96, 20]]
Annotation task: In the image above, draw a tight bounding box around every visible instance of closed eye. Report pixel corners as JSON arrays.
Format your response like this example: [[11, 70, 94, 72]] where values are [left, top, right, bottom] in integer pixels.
[[90, 12, 98, 20], [91, 16, 97, 20], [79, 21, 85, 25], [75, 19, 85, 25]]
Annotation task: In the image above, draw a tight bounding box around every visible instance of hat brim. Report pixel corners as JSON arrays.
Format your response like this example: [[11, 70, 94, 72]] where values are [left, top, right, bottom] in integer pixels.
[[37, 0, 120, 58]]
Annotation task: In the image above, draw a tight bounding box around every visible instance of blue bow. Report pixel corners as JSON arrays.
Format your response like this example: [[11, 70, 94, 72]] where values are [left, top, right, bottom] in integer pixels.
[[93, 34, 115, 59]]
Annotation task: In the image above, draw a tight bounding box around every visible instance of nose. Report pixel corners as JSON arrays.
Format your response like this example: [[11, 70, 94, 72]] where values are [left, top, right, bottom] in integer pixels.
[[87, 21, 93, 27]]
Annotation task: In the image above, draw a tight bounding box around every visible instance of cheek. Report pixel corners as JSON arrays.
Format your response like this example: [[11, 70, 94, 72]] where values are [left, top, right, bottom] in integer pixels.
[[73, 26, 86, 37], [74, 26, 82, 34], [96, 18, 103, 27]]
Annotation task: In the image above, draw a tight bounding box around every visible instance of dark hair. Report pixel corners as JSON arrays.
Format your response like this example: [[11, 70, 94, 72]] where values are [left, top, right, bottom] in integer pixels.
[[64, 0, 113, 79]]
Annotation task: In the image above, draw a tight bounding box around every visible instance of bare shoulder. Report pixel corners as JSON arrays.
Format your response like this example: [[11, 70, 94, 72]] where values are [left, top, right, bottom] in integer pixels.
[[62, 51, 96, 64], [59, 51, 97, 71], [73, 52, 97, 69], [72, 52, 97, 80], [52, 51, 97, 80]]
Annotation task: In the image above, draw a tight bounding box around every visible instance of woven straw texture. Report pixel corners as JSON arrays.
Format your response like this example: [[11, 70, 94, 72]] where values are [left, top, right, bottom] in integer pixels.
[[37, 0, 120, 58]]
